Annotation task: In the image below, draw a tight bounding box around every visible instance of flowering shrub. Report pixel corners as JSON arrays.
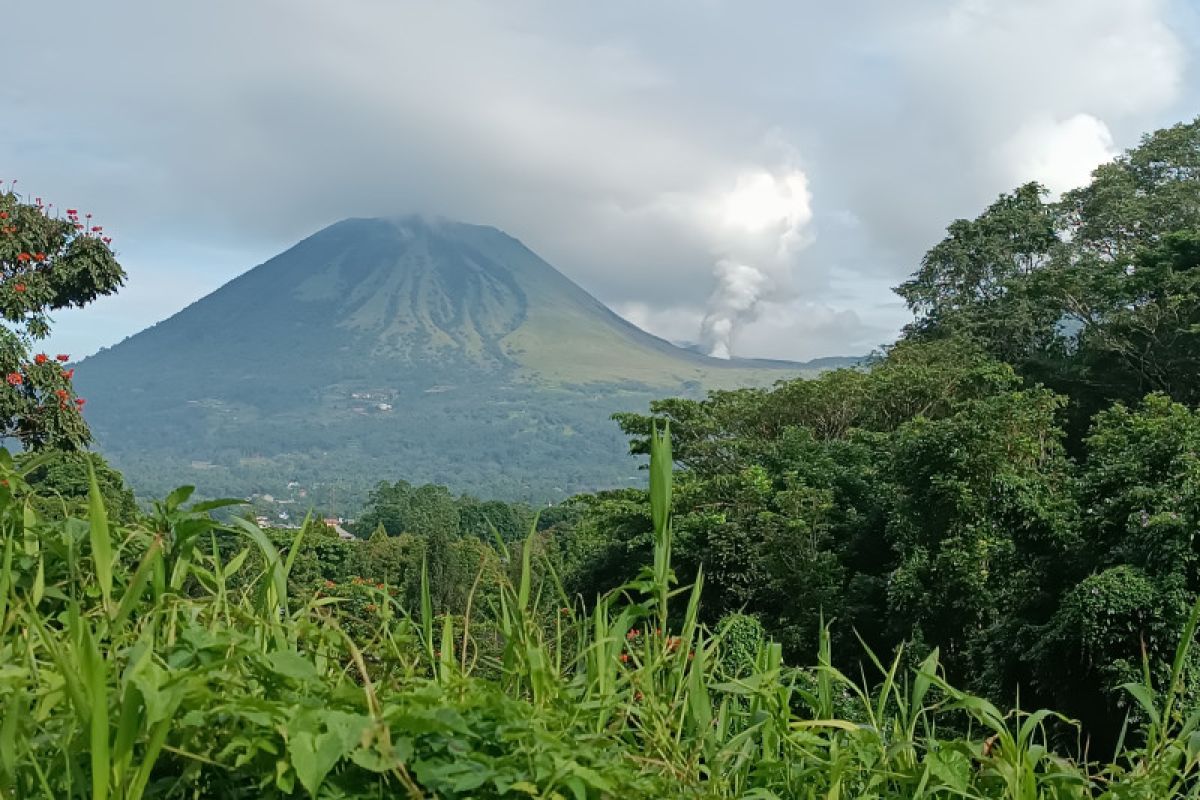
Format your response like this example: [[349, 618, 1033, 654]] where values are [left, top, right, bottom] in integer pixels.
[[0, 182, 124, 449]]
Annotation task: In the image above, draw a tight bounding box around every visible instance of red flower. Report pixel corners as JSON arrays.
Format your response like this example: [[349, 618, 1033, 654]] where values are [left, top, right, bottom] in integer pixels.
[[75, 398, 85, 406], [91, 226, 102, 232], [102, 237, 112, 245], [5, 373, 21, 386], [34, 354, 46, 364], [66, 209, 77, 215], [16, 253, 30, 262], [55, 354, 69, 362], [73, 224, 83, 230], [0, 212, 7, 220], [54, 389, 67, 399], [33, 253, 45, 262], [619, 653, 630, 663], [64, 368, 74, 379], [13, 284, 25, 293]]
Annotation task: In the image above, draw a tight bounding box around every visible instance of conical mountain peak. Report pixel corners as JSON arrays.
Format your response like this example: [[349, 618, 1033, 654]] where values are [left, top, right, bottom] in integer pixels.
[[75, 219, 825, 503]]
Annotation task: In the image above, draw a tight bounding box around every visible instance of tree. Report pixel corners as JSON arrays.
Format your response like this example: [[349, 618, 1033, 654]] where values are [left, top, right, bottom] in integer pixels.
[[0, 186, 124, 449], [895, 183, 1063, 363], [16, 448, 139, 523], [353, 479, 460, 538], [1031, 395, 1200, 744], [896, 117, 1200, 429], [885, 388, 1078, 691]]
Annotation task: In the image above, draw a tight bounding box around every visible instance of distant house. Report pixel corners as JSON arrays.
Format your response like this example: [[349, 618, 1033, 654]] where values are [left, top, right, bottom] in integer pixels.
[[323, 517, 355, 540]]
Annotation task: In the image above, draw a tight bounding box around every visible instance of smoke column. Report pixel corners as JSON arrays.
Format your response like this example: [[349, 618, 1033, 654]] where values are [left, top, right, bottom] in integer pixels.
[[701, 168, 813, 359], [699, 261, 770, 359]]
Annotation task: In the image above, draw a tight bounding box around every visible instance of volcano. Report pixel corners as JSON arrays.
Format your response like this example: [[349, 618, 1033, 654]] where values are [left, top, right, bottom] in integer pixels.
[[75, 217, 842, 506]]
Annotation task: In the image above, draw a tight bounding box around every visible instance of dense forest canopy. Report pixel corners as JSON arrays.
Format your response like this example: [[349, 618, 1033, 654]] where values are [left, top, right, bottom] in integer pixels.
[[573, 116, 1200, 745]]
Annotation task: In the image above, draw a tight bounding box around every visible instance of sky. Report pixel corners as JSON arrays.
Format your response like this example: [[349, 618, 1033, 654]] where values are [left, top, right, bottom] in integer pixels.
[[3, 0, 1199, 362]]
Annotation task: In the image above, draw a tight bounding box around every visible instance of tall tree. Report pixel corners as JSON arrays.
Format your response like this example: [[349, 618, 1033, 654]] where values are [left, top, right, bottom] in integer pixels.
[[896, 117, 1200, 423], [0, 187, 124, 449]]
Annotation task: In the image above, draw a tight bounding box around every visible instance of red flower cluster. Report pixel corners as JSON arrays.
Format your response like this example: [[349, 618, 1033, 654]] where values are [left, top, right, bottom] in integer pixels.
[[34, 354, 46, 365], [56, 354, 69, 362], [16, 253, 30, 263], [75, 398, 85, 407], [13, 284, 26, 293], [0, 212, 7, 220], [5, 373, 21, 386]]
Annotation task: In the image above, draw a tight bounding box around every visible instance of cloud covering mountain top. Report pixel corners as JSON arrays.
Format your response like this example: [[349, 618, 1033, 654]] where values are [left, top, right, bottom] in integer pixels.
[[3, 0, 1197, 360]]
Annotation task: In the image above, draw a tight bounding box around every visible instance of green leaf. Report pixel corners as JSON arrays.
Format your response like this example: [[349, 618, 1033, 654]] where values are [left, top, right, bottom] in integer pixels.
[[87, 462, 113, 611], [267, 651, 318, 683], [287, 710, 369, 797], [164, 485, 195, 510]]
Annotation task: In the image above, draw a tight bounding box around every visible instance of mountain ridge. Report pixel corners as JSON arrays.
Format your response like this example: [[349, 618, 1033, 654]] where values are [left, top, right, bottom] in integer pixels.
[[76, 216, 851, 506]]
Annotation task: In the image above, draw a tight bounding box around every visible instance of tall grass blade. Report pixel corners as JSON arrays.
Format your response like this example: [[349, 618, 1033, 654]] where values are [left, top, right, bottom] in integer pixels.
[[87, 463, 114, 612]]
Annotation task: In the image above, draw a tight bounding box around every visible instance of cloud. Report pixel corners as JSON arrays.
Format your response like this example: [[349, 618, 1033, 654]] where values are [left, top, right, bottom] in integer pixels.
[[1002, 114, 1117, 198], [2, 0, 1195, 361], [700, 167, 814, 357]]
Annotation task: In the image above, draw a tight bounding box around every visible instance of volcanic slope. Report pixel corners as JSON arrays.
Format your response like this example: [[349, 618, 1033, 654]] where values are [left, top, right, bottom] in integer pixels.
[[76, 217, 846, 506]]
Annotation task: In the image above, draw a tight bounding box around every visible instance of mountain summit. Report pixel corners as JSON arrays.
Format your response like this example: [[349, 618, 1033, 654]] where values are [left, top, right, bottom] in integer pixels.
[[76, 218, 832, 505]]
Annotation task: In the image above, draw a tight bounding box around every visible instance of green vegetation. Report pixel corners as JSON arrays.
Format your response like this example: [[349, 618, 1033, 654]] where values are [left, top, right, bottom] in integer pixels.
[[4, 429, 1200, 798]]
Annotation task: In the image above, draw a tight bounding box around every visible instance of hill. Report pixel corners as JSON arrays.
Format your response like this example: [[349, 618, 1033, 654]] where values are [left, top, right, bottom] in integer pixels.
[[75, 217, 844, 508]]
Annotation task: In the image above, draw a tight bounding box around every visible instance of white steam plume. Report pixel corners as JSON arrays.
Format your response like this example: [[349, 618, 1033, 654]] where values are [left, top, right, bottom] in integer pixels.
[[700, 167, 813, 358], [700, 261, 771, 359]]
